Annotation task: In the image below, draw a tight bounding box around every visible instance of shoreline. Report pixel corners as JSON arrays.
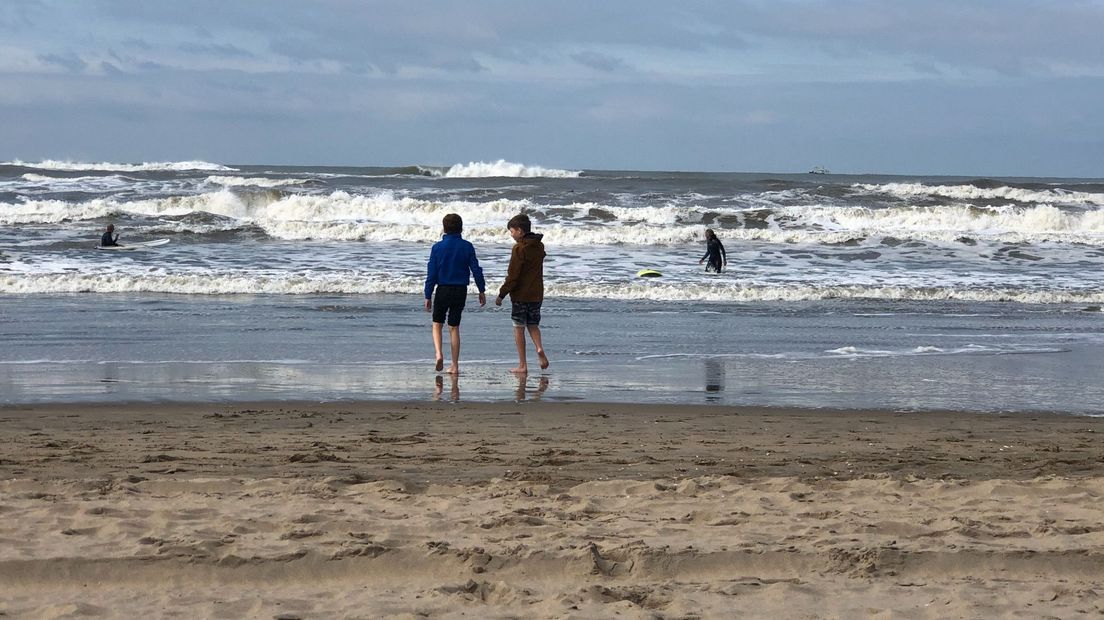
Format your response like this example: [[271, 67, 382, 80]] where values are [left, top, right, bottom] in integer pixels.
[[2, 396, 1098, 417], [3, 401, 1104, 617], [4, 400, 1103, 484]]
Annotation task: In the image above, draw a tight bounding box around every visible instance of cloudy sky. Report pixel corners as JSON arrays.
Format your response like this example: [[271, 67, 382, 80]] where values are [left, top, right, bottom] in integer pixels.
[[2, 1, 1103, 176]]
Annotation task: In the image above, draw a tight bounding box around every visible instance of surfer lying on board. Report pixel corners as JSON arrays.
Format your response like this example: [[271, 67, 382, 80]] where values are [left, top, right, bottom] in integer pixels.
[[100, 224, 120, 247], [699, 228, 726, 272]]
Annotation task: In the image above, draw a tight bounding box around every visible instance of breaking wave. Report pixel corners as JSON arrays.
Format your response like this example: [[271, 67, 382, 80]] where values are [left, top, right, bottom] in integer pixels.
[[441, 160, 581, 178], [5, 190, 1104, 246], [205, 176, 308, 188], [2, 272, 1102, 304], [4, 159, 236, 172], [781, 203, 1104, 243], [12, 188, 1104, 246], [855, 182, 1104, 208]]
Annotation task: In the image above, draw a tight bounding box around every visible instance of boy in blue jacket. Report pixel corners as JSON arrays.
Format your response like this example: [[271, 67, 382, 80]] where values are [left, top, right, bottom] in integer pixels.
[[425, 213, 486, 373]]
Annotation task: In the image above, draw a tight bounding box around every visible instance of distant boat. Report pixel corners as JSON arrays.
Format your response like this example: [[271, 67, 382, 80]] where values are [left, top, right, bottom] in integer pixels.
[[808, 166, 830, 175]]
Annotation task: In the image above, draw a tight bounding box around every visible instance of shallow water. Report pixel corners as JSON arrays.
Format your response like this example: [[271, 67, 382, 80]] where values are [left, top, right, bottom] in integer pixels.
[[2, 293, 1101, 413]]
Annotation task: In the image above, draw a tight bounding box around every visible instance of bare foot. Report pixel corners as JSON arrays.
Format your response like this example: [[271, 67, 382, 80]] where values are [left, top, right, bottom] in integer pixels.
[[447, 365, 460, 375], [435, 358, 443, 372], [537, 350, 549, 370], [510, 366, 528, 375]]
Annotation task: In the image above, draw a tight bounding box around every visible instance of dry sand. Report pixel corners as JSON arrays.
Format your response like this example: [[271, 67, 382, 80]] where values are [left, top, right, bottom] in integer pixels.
[[1, 401, 1103, 618]]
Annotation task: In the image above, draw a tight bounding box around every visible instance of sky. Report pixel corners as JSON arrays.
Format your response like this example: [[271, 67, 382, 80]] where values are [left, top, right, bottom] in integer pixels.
[[2, 0, 1104, 176]]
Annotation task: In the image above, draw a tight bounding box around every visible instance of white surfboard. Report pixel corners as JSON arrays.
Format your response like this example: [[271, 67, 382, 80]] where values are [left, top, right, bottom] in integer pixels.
[[96, 238, 170, 251]]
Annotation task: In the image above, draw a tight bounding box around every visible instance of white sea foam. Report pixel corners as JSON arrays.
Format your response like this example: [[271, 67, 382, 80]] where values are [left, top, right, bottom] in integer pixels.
[[547, 282, 1104, 304], [3, 272, 1102, 304], [5, 159, 236, 172], [856, 182, 1104, 208], [778, 203, 1104, 243], [205, 176, 308, 188], [14, 173, 133, 191], [637, 343, 1065, 361], [442, 160, 581, 178], [823, 344, 1064, 357], [22, 173, 112, 183], [0, 358, 314, 365], [0, 272, 423, 295], [6, 190, 1104, 246], [0, 191, 250, 224]]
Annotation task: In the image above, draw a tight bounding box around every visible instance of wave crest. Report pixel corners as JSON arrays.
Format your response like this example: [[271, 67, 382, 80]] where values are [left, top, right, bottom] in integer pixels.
[[2, 272, 1101, 304], [205, 176, 308, 188], [5, 159, 236, 172], [442, 160, 581, 178], [855, 182, 1104, 207], [7, 190, 1104, 246]]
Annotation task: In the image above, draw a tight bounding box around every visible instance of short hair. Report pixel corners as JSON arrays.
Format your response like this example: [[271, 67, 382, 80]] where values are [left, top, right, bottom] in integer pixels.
[[507, 213, 531, 233], [442, 213, 463, 234]]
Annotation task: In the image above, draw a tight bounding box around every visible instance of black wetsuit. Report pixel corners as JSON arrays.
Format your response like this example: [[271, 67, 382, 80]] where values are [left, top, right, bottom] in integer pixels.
[[101, 231, 119, 247], [701, 238, 726, 272]]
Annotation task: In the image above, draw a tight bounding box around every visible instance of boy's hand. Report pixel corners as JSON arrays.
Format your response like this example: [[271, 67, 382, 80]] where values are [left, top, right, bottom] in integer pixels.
[[424, 299, 432, 312], [478, 292, 487, 307], [698, 258, 704, 264], [495, 296, 503, 306]]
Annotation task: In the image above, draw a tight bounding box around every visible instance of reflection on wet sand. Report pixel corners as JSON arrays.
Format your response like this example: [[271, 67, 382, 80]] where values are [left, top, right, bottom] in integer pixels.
[[515, 374, 550, 402], [433, 374, 460, 402], [705, 358, 724, 402]]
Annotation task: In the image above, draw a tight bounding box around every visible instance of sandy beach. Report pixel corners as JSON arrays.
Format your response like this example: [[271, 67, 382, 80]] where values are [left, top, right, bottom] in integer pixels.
[[1, 401, 1102, 618]]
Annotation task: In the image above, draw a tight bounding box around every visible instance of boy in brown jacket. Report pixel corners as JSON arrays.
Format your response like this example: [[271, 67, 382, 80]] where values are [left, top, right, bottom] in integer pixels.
[[494, 214, 549, 374]]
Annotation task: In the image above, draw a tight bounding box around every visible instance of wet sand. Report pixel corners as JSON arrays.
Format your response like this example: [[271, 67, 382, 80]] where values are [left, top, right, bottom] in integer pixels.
[[2, 401, 1103, 618]]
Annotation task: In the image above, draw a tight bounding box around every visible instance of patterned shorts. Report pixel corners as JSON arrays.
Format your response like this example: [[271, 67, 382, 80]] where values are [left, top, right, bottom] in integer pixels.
[[510, 301, 542, 326]]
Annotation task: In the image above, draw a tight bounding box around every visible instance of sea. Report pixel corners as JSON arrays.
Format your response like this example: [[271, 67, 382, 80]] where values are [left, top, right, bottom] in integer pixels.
[[1, 159, 1102, 413]]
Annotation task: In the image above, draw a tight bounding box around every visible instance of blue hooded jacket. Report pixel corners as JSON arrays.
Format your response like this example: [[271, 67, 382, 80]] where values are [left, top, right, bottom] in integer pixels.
[[424, 233, 486, 299]]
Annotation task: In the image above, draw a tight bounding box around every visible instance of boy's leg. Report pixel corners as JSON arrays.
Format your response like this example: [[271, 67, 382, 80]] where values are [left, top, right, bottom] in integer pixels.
[[527, 325, 549, 370], [511, 325, 528, 374], [431, 288, 453, 372], [431, 322, 444, 371], [447, 325, 461, 374], [445, 287, 465, 374]]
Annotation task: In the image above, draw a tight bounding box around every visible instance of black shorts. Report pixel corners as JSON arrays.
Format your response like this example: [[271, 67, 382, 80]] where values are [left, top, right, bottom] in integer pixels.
[[432, 285, 467, 326], [510, 301, 542, 327]]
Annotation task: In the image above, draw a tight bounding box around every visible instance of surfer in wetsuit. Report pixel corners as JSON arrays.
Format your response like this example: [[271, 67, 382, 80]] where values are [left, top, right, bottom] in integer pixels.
[[699, 228, 726, 272], [100, 224, 120, 247]]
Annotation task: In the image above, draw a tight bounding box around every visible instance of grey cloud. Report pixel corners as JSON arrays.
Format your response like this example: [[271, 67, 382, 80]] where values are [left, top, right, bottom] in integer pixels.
[[39, 52, 88, 73], [0, 1, 45, 31], [571, 51, 631, 73], [722, 0, 1104, 76], [83, 1, 745, 73], [37, 1, 1104, 80], [269, 34, 485, 74], [906, 61, 943, 77], [5, 1, 1104, 175], [122, 38, 152, 50], [178, 42, 255, 58]]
